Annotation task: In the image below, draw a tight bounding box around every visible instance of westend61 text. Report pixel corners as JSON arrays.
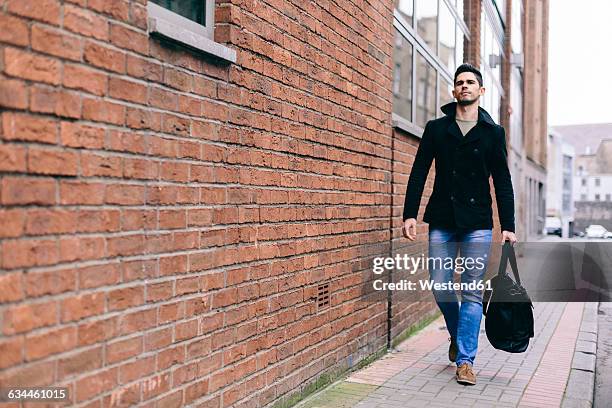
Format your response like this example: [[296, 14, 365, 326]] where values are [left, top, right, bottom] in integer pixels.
[[372, 279, 492, 291]]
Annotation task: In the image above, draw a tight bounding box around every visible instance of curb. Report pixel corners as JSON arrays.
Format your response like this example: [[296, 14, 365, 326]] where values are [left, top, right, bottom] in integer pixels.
[[561, 302, 599, 408]]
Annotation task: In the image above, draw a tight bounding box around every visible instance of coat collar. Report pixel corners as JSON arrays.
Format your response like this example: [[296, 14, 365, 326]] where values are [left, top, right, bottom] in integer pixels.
[[441, 102, 496, 143]]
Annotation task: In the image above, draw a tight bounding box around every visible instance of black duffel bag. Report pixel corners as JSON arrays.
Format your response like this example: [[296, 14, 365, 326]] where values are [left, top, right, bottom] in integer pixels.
[[482, 241, 534, 353]]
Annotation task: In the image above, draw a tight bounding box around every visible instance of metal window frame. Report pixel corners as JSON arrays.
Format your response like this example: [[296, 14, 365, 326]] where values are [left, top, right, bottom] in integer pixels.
[[483, 0, 505, 52], [479, 6, 505, 100], [150, 1, 213, 39], [147, 1, 236, 63], [392, 0, 469, 136]]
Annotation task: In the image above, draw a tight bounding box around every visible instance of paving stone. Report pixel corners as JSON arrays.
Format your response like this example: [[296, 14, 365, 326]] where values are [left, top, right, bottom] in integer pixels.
[[560, 396, 594, 408], [499, 393, 522, 404], [564, 369, 595, 400], [571, 351, 596, 372], [435, 391, 460, 401], [579, 321, 597, 334], [574, 339, 596, 354]]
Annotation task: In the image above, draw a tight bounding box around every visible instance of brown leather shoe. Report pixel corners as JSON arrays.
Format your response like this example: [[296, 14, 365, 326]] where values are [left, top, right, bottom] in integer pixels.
[[456, 363, 476, 385], [448, 337, 457, 362]]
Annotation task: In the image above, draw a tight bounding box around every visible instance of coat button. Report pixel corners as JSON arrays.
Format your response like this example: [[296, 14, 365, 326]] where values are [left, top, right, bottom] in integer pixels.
[[471, 171, 475, 176], [470, 198, 475, 204], [450, 195, 455, 201], [452, 170, 456, 175], [473, 148, 479, 154]]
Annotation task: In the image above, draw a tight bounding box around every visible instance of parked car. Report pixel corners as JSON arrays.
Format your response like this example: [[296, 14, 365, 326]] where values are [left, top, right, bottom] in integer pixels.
[[585, 224, 612, 239], [544, 216, 562, 237]]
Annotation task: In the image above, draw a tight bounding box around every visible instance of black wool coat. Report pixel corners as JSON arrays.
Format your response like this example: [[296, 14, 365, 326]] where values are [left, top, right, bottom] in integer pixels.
[[402, 102, 515, 233]]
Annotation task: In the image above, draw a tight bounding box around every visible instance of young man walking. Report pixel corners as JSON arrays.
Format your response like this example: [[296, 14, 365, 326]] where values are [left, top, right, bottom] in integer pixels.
[[402, 64, 517, 385]]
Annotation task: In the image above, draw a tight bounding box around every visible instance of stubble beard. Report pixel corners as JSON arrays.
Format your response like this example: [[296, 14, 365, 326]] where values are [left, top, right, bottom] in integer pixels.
[[457, 94, 479, 106]]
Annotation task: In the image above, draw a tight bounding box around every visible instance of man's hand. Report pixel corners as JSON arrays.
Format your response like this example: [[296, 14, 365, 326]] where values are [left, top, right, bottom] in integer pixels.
[[502, 230, 517, 245], [403, 218, 417, 241]]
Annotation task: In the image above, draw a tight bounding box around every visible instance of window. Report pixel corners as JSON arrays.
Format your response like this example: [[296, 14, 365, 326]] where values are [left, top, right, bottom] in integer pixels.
[[150, 0, 207, 26], [438, 76, 454, 114], [606, 194, 611, 201], [392, 32, 413, 121], [147, 0, 236, 63], [595, 178, 601, 187], [439, 2, 456, 72], [582, 178, 586, 186], [581, 194, 587, 201], [511, 0, 522, 53], [416, 0, 438, 50], [392, 0, 468, 133], [562, 193, 570, 212], [416, 52, 436, 127], [480, 5, 504, 123], [595, 194, 600, 201], [395, 0, 413, 26], [494, 0, 506, 23], [393, 63, 402, 96]]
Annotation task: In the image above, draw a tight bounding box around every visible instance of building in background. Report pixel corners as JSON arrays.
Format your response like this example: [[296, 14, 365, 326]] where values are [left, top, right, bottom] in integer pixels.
[[553, 124, 612, 231], [546, 129, 575, 237]]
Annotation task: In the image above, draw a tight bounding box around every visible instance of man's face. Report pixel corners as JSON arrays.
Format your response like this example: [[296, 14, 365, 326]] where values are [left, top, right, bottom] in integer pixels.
[[452, 72, 485, 106]]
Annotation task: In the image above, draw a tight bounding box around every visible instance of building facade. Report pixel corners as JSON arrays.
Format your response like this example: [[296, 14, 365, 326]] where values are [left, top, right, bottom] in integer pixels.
[[546, 129, 575, 237], [552, 124, 612, 232], [574, 140, 612, 231], [0, 0, 547, 407]]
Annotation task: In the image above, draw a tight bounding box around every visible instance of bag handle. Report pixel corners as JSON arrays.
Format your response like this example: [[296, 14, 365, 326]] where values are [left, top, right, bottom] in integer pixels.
[[497, 241, 522, 285]]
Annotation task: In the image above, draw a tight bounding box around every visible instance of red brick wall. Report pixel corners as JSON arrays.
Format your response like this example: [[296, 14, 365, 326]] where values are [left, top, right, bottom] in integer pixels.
[[390, 131, 439, 338], [0, 0, 402, 407], [464, 0, 481, 66]]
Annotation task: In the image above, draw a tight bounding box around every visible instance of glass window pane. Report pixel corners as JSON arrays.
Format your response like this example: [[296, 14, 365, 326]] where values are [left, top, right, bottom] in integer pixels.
[[393, 31, 413, 121], [416, 0, 438, 51], [486, 23, 494, 66], [495, 0, 506, 19], [482, 71, 491, 112], [455, 27, 464, 66], [416, 52, 436, 127], [438, 75, 454, 112], [491, 36, 501, 81], [456, 0, 464, 23], [438, 2, 455, 72], [511, 0, 522, 52], [480, 9, 486, 59], [395, 0, 414, 26], [491, 86, 499, 123], [150, 0, 205, 25]]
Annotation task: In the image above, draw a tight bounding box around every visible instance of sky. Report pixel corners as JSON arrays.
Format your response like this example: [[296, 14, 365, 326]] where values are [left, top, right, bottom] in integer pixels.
[[547, 0, 612, 126]]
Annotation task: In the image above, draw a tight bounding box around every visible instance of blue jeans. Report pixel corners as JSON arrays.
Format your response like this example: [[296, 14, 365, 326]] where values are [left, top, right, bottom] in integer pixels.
[[428, 228, 492, 367]]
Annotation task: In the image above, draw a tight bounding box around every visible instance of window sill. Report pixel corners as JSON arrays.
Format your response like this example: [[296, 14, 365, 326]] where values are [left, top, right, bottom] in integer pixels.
[[147, 2, 236, 64], [392, 113, 424, 138]]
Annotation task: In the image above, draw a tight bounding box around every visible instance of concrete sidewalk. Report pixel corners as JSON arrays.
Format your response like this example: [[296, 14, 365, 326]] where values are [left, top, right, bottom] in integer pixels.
[[294, 302, 598, 408]]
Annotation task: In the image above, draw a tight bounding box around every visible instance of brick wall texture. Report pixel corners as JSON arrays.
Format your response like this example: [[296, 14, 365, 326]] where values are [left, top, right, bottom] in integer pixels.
[[0, 0, 499, 407]]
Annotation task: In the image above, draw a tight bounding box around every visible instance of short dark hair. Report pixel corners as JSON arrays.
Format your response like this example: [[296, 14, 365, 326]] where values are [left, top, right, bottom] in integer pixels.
[[454, 63, 483, 87]]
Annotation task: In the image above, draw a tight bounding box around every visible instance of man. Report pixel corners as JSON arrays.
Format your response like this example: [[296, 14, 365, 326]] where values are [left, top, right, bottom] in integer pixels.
[[402, 63, 517, 385]]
